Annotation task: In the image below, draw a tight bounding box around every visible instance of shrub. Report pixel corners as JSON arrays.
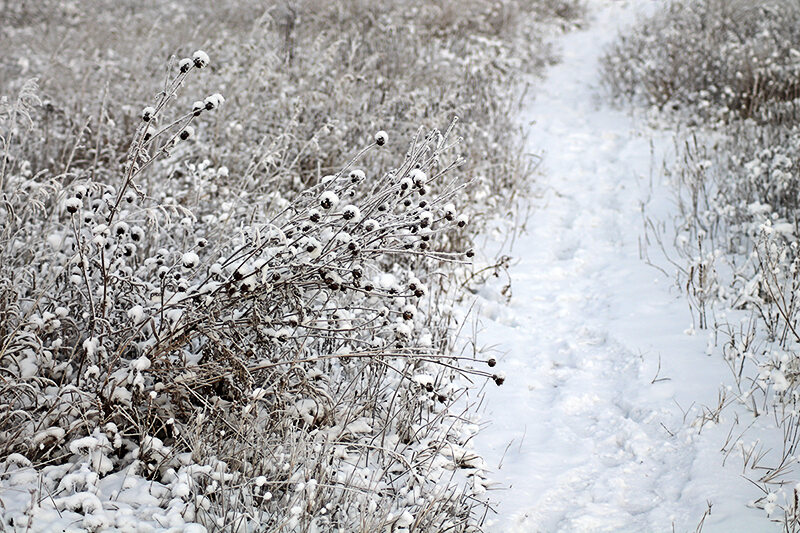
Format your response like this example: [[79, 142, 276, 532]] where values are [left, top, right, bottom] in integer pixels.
[[0, 0, 582, 530], [601, 0, 800, 122]]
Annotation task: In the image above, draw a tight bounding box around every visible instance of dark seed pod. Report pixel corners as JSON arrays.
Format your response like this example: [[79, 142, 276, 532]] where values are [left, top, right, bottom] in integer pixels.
[[487, 358, 496, 367]]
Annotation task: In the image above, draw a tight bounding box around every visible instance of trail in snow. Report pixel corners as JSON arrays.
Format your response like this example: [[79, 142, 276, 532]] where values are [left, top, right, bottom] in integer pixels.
[[473, 1, 778, 532]]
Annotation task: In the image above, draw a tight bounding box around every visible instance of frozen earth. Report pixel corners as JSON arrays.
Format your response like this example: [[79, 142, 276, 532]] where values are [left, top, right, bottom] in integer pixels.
[[473, 1, 779, 531]]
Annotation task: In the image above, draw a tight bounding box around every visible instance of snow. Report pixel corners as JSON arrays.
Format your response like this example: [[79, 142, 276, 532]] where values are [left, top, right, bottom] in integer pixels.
[[473, 1, 779, 531]]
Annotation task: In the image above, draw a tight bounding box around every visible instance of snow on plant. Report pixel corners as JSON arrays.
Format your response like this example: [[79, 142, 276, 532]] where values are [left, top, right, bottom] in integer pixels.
[[0, 48, 504, 531], [601, 0, 800, 123], [0, 1, 585, 529]]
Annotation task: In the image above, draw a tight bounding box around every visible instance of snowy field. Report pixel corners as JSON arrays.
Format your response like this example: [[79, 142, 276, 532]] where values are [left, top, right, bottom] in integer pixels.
[[1, 0, 794, 531]]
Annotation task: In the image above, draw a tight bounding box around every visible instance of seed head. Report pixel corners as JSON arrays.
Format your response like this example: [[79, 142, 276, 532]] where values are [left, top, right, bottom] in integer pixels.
[[179, 58, 193, 73], [349, 169, 366, 183], [182, 252, 200, 269], [65, 198, 82, 214], [374, 130, 388, 146], [342, 205, 361, 222], [410, 169, 426, 186], [141, 106, 155, 122], [179, 125, 195, 141], [320, 191, 339, 210], [192, 50, 210, 69], [203, 93, 225, 110]]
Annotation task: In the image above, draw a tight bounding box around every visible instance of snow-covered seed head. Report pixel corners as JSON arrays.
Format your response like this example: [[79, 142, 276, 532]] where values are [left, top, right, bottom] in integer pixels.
[[492, 373, 505, 386], [456, 213, 469, 228], [309, 208, 321, 223], [465, 248, 474, 258], [410, 169, 427, 186], [374, 130, 388, 146], [419, 211, 433, 228], [179, 125, 195, 141], [487, 358, 497, 367], [364, 219, 379, 232], [399, 177, 412, 191], [305, 238, 322, 259], [182, 252, 200, 269], [349, 169, 366, 183], [65, 197, 82, 214], [320, 191, 339, 210], [192, 50, 210, 69], [141, 106, 155, 122], [143, 125, 157, 142], [402, 304, 416, 320], [130, 226, 144, 242], [203, 93, 224, 110], [179, 57, 193, 73], [114, 222, 129, 236], [342, 205, 361, 222], [192, 101, 205, 116], [444, 203, 456, 221]]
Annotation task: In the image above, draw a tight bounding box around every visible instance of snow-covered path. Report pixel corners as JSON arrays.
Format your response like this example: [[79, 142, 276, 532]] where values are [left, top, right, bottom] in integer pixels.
[[473, 1, 776, 532]]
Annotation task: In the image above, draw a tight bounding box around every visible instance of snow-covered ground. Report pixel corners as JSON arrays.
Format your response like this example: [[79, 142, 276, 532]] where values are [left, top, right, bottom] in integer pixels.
[[473, 1, 779, 531]]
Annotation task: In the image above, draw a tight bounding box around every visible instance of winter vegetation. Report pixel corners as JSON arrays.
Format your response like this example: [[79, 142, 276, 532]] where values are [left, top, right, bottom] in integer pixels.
[[0, 1, 583, 531], [603, 0, 800, 530]]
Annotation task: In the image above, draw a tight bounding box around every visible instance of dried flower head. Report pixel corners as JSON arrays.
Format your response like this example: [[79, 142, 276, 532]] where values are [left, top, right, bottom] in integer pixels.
[[192, 50, 210, 69]]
